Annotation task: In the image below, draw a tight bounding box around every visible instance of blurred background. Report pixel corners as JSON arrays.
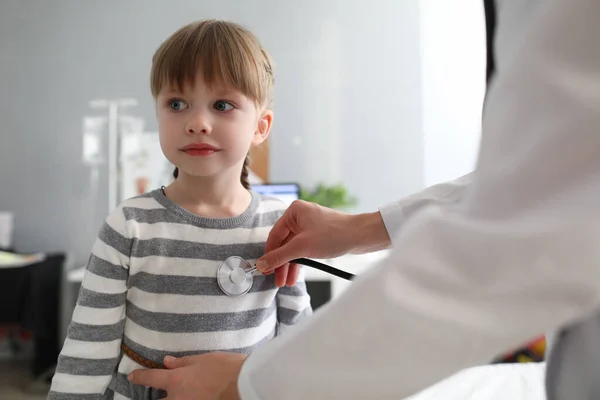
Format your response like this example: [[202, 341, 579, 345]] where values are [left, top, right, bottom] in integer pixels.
[[0, 0, 485, 398]]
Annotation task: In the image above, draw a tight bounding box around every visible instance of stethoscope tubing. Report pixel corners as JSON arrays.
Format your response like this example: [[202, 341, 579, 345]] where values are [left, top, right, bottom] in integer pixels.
[[247, 258, 355, 281], [292, 258, 355, 281]]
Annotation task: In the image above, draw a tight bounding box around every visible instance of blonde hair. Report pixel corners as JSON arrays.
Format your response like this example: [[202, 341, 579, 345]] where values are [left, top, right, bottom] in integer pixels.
[[151, 19, 274, 188]]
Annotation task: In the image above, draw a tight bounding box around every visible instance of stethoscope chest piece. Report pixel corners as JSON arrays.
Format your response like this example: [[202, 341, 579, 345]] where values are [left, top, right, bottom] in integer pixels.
[[217, 256, 255, 297], [217, 255, 355, 297]]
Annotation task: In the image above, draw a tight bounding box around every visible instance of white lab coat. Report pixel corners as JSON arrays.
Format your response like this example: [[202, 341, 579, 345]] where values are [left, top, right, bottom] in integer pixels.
[[238, 0, 600, 398]]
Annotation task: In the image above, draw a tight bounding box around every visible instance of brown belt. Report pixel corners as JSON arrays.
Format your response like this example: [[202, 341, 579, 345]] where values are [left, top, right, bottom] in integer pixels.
[[121, 342, 165, 369]]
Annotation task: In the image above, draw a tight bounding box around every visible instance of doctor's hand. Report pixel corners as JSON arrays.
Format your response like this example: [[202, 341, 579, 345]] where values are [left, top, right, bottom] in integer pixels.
[[128, 352, 245, 400], [258, 200, 391, 283]]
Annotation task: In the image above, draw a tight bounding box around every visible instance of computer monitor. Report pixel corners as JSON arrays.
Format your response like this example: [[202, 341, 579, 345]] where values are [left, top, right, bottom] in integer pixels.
[[251, 183, 300, 206]]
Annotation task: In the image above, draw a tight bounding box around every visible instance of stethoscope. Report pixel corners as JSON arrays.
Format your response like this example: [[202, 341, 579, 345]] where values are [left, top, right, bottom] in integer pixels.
[[217, 256, 355, 297]]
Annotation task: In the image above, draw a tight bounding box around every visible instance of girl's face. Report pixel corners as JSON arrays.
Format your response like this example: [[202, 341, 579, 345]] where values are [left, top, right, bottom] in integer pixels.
[[156, 73, 272, 182]]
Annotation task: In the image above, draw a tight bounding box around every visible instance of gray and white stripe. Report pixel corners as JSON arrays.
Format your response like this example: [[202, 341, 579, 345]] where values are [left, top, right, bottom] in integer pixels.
[[49, 190, 312, 400]]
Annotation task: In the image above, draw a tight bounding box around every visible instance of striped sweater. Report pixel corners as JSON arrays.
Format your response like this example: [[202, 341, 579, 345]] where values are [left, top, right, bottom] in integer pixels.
[[48, 189, 312, 400]]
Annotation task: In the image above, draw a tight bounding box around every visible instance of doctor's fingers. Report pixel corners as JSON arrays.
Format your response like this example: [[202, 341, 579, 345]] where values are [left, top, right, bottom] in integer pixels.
[[273, 262, 300, 287], [260, 235, 312, 274], [285, 263, 301, 286], [273, 264, 289, 287], [128, 368, 173, 391], [260, 221, 294, 273], [270, 233, 297, 286], [264, 213, 295, 254], [263, 200, 319, 255]]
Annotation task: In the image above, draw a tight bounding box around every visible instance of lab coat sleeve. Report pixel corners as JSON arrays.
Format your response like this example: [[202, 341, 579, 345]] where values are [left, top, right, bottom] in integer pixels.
[[237, 0, 600, 398], [378, 173, 471, 245]]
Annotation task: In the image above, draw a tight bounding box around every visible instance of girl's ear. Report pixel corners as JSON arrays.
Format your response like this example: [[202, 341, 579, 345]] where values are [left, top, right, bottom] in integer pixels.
[[253, 109, 273, 146]]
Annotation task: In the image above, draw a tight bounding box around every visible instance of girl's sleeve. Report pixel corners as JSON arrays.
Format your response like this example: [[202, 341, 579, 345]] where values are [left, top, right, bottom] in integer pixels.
[[275, 267, 313, 334], [48, 207, 131, 399]]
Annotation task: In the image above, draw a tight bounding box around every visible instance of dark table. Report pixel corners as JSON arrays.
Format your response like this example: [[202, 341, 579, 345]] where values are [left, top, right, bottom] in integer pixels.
[[0, 253, 64, 378]]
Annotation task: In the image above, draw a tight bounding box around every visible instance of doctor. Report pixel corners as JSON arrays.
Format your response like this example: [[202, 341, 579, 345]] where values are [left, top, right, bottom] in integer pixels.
[[129, 0, 600, 398]]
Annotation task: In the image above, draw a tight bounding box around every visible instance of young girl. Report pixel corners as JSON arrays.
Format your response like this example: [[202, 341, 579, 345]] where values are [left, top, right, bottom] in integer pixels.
[[48, 20, 312, 400]]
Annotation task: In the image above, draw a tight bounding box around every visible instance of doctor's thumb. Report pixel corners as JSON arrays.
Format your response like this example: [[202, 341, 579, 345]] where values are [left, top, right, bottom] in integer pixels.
[[163, 355, 185, 369], [258, 239, 305, 273]]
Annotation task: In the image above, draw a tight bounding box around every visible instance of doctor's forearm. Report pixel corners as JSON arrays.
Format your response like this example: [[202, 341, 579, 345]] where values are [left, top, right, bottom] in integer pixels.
[[348, 211, 391, 254]]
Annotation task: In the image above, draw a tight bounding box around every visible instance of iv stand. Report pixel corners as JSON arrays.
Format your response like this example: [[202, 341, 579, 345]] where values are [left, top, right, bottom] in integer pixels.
[[89, 98, 138, 212]]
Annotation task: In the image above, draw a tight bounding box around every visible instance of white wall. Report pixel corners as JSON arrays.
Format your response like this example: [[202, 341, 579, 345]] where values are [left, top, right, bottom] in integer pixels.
[[265, 1, 424, 213], [0, 0, 424, 263], [419, 0, 487, 187]]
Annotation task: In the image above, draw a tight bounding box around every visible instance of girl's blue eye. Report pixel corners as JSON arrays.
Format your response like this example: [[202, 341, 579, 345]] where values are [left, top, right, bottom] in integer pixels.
[[214, 100, 234, 112], [169, 99, 188, 111]]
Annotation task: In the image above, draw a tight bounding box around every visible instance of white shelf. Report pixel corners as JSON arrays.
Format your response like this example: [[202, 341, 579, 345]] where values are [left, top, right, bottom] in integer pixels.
[[67, 266, 86, 282]]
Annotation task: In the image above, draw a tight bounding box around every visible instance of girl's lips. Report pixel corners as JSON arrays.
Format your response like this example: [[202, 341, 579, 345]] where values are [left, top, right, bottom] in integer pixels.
[[180, 143, 221, 156], [183, 148, 219, 156]]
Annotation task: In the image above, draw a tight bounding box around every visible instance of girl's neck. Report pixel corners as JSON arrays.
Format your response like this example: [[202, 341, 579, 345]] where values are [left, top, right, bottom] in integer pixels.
[[164, 172, 251, 218]]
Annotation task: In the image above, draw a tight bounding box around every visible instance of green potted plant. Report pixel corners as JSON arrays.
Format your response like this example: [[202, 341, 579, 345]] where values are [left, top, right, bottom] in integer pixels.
[[298, 183, 358, 210]]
